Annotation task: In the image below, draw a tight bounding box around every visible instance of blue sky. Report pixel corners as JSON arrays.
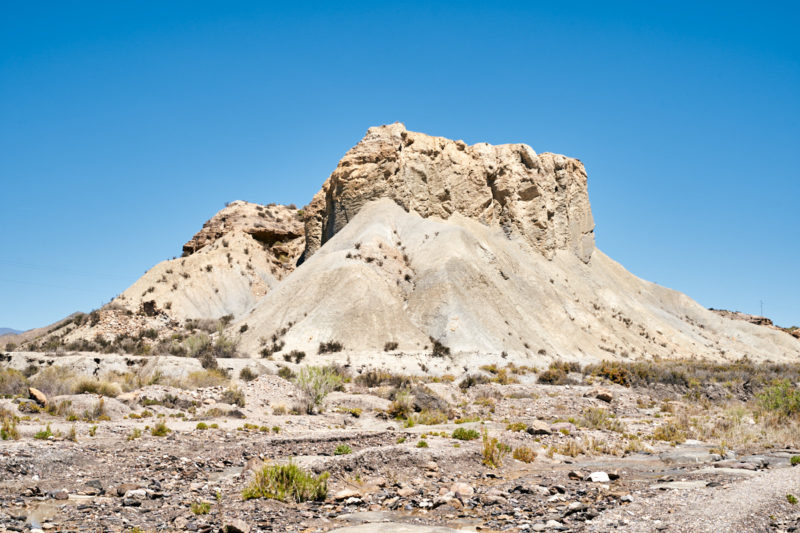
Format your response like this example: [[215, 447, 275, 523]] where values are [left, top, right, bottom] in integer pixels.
[[1, 1, 798, 330]]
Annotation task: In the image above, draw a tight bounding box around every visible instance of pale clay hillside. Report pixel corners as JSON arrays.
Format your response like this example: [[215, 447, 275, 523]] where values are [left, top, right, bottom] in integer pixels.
[[4, 123, 799, 369]]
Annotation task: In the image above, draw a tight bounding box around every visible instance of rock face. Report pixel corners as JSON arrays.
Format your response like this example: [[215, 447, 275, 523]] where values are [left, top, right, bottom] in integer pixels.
[[183, 200, 303, 263], [711, 309, 800, 339], [300, 123, 594, 264]]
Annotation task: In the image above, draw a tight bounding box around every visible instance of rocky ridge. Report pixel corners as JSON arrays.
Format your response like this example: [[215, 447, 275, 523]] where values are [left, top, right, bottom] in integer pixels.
[[300, 123, 595, 264]]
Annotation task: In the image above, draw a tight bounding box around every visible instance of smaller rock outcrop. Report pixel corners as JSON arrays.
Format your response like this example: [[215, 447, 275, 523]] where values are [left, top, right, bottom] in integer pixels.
[[183, 200, 304, 258]]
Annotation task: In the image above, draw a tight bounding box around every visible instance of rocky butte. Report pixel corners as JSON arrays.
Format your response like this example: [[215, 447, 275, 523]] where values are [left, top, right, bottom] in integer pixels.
[[5, 124, 799, 373]]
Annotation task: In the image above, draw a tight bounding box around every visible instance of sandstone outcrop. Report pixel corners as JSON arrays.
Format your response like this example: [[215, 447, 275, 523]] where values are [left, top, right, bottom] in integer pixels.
[[300, 123, 594, 264], [183, 201, 304, 268]]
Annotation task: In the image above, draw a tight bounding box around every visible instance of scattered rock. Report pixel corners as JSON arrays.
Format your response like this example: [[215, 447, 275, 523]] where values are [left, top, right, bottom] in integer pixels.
[[223, 520, 251, 533], [527, 420, 552, 435], [587, 472, 610, 483], [28, 387, 47, 407]]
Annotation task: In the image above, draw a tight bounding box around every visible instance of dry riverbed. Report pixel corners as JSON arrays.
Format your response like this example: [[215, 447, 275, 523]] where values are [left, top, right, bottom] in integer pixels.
[[1, 354, 800, 532]]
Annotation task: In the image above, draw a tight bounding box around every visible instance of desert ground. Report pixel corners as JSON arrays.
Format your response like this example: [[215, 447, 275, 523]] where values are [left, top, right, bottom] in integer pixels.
[[2, 351, 799, 533]]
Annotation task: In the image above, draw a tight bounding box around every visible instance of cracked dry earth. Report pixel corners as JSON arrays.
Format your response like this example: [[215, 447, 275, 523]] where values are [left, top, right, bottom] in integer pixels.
[[1, 372, 800, 533]]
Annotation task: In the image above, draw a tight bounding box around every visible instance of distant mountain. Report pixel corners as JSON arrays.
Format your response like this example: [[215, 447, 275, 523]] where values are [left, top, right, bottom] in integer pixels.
[[0, 327, 22, 337]]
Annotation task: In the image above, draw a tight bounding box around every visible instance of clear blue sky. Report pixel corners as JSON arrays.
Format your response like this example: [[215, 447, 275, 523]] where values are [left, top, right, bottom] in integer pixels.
[[1, 1, 798, 331]]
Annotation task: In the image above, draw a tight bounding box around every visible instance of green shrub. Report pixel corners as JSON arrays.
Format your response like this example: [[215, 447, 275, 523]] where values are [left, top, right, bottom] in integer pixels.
[[481, 428, 510, 468], [1, 410, 19, 440], [757, 380, 800, 418], [791, 455, 800, 466], [388, 389, 414, 419], [191, 501, 211, 515], [293, 366, 343, 414], [589, 360, 632, 386], [452, 427, 480, 441], [505, 422, 528, 432], [150, 421, 170, 436], [127, 428, 142, 441], [241, 462, 329, 502], [34, 424, 53, 440], [788, 494, 798, 505], [416, 439, 429, 448], [513, 446, 536, 463], [653, 421, 686, 444], [277, 366, 295, 380], [196, 422, 208, 430], [334, 444, 352, 455]]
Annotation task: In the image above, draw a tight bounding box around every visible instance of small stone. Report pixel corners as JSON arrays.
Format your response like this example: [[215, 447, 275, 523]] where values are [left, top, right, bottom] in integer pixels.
[[334, 489, 360, 501], [124, 489, 147, 499], [621, 494, 634, 502], [397, 487, 416, 498], [51, 489, 68, 500], [116, 483, 140, 497], [526, 420, 552, 435], [587, 472, 610, 483], [424, 461, 439, 471], [594, 388, 614, 403], [222, 519, 250, 533], [450, 482, 474, 500], [567, 470, 583, 480]]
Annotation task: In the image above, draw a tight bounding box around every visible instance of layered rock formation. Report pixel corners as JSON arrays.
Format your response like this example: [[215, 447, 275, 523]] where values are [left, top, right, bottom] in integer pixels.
[[300, 123, 595, 264]]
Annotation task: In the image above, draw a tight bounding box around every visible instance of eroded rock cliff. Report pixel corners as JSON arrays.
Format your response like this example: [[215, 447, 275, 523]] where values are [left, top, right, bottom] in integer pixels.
[[300, 123, 594, 263]]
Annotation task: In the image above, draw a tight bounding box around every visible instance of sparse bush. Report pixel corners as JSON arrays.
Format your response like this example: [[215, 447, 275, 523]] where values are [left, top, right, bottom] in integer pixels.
[[29, 366, 76, 396], [452, 427, 480, 441], [430, 337, 450, 358], [239, 367, 258, 382], [284, 350, 306, 364], [384, 341, 399, 351], [757, 380, 800, 419], [277, 366, 295, 380], [0, 369, 28, 397], [416, 439, 429, 448], [506, 422, 527, 432], [293, 366, 343, 414], [181, 369, 229, 389], [34, 424, 53, 440], [513, 446, 536, 463], [459, 374, 491, 390], [356, 370, 412, 388], [412, 409, 448, 425], [1, 409, 19, 440], [388, 389, 414, 419], [127, 428, 142, 440], [580, 407, 626, 433], [334, 444, 352, 455], [191, 501, 211, 515], [151, 421, 170, 436], [653, 421, 686, 444], [588, 360, 632, 386], [222, 387, 245, 408], [74, 378, 121, 397], [242, 462, 329, 502], [481, 428, 509, 468], [788, 494, 798, 505], [318, 341, 343, 354], [272, 404, 288, 415]]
